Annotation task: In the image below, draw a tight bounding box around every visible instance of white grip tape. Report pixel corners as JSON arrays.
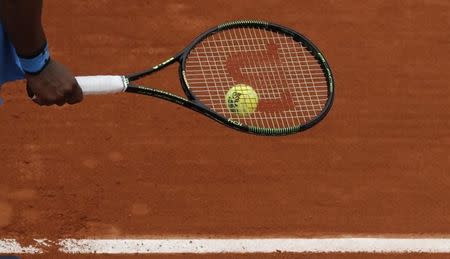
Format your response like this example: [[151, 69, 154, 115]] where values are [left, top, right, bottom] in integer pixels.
[[75, 75, 128, 95]]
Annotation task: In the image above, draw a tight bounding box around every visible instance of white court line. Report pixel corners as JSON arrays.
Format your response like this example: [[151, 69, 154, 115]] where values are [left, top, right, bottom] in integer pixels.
[[3, 237, 450, 254], [0, 239, 42, 254]]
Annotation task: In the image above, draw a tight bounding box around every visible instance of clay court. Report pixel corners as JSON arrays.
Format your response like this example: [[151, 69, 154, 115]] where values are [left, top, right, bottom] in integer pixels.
[[0, 0, 449, 258]]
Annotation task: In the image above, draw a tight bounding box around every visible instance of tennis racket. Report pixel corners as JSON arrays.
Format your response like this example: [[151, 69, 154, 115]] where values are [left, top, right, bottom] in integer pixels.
[[75, 20, 334, 136]]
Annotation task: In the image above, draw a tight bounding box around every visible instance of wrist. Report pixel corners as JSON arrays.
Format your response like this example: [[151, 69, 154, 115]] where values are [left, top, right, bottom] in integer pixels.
[[18, 42, 51, 75]]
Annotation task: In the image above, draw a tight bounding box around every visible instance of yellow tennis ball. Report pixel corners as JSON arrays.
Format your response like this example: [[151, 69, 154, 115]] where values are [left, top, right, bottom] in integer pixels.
[[225, 84, 259, 116]]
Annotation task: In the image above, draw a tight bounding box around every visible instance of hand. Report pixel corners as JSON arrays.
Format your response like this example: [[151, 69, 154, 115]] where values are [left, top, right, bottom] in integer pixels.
[[25, 59, 83, 106]]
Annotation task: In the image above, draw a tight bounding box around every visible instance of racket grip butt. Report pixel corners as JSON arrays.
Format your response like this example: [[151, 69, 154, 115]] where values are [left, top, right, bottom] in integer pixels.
[[76, 75, 127, 95]]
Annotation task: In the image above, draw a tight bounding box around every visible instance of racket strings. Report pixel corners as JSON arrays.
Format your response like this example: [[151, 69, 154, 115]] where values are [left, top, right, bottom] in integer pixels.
[[184, 27, 329, 129]]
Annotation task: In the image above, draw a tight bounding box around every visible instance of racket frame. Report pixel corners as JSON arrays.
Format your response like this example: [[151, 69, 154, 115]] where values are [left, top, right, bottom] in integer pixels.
[[125, 20, 334, 136]]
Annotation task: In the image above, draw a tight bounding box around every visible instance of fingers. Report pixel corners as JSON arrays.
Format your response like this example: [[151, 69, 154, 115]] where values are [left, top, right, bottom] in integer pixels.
[[31, 95, 41, 105], [65, 80, 84, 105], [25, 59, 84, 106], [31, 89, 81, 106], [31, 93, 63, 106], [28, 82, 81, 106], [55, 96, 66, 106]]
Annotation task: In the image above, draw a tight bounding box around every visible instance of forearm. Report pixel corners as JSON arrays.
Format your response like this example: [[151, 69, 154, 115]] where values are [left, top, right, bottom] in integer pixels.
[[0, 0, 46, 57]]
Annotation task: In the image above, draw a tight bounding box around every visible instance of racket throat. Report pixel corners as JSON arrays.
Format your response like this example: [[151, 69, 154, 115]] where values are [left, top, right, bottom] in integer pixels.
[[127, 56, 178, 81]]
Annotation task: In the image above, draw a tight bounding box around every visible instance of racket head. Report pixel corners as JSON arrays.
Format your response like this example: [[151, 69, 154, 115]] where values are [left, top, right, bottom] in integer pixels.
[[177, 20, 334, 136]]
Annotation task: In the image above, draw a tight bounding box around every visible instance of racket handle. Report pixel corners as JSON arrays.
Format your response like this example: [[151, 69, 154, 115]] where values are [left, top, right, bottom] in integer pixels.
[[75, 76, 128, 95]]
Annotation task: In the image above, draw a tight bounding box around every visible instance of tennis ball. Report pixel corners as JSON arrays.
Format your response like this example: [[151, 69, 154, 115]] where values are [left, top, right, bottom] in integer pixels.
[[225, 84, 259, 116]]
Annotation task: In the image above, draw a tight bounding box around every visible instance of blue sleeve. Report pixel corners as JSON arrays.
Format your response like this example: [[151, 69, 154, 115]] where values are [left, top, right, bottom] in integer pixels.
[[0, 22, 25, 85]]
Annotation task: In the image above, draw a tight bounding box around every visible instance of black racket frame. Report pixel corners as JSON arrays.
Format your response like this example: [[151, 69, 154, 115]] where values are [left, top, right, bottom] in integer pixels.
[[124, 20, 334, 136]]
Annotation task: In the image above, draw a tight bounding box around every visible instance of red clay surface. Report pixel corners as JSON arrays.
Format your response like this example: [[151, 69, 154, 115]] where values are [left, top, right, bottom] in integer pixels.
[[1, 0, 449, 258]]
